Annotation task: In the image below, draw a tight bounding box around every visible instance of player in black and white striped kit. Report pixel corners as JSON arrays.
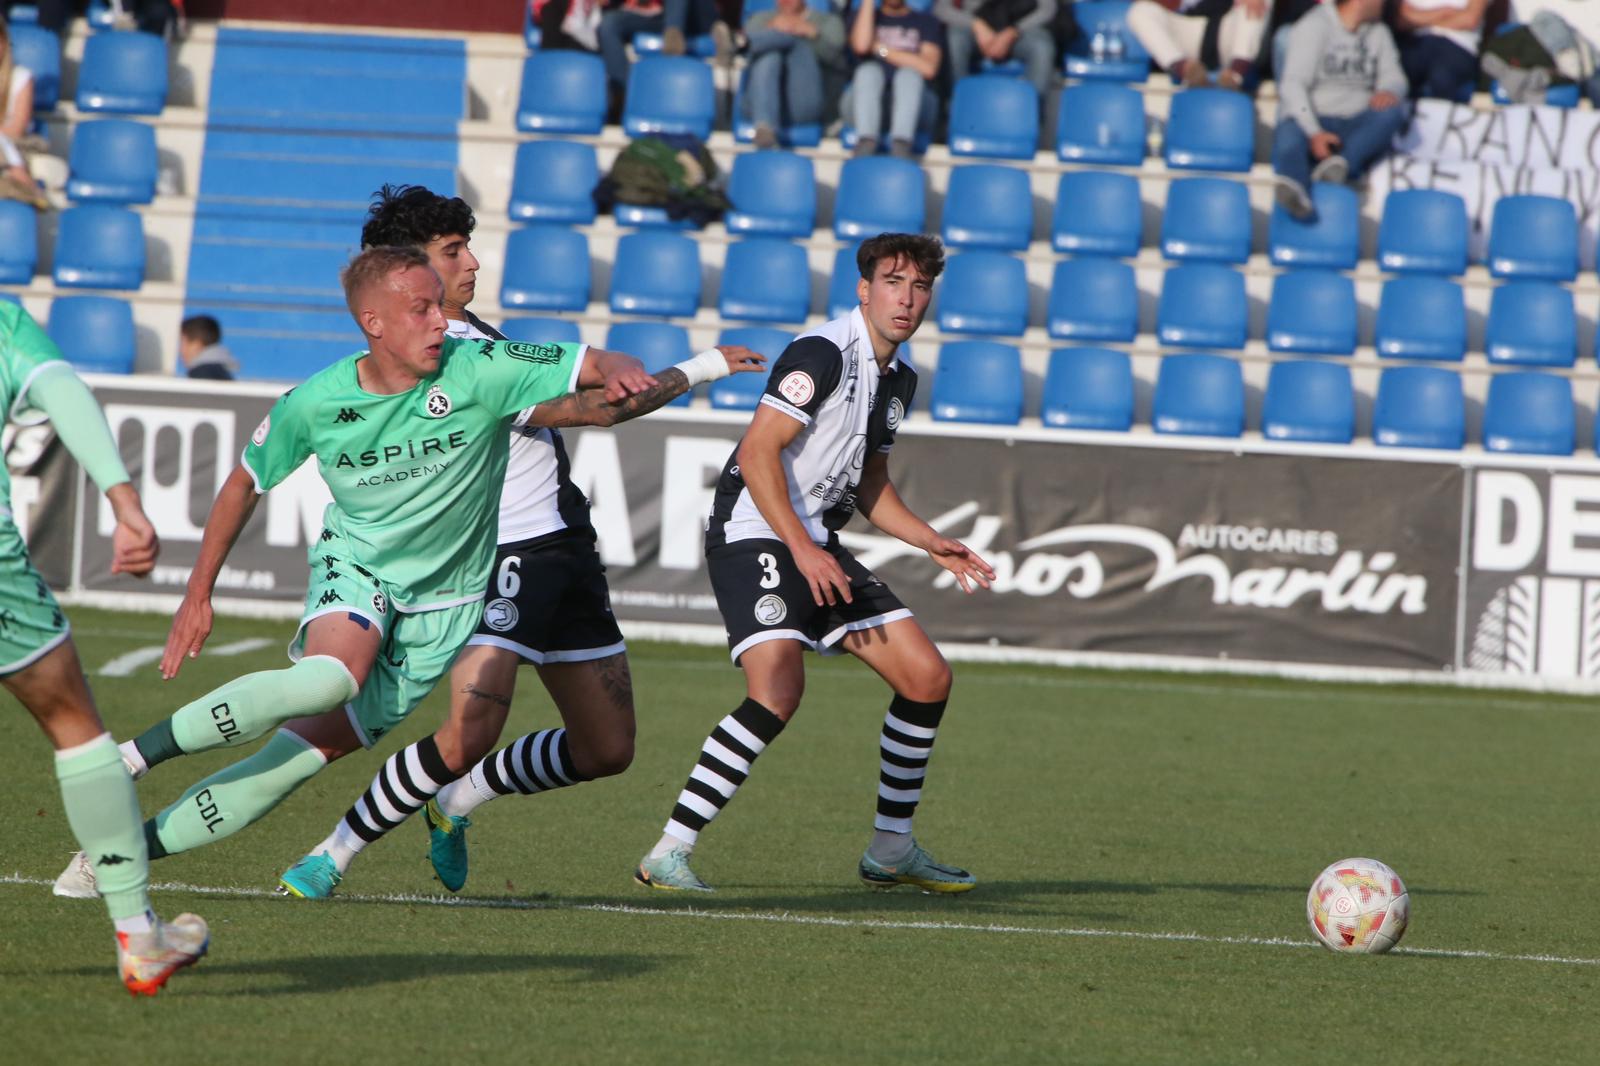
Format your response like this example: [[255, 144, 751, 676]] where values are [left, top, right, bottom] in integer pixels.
[[636, 233, 995, 893], [279, 186, 765, 896]]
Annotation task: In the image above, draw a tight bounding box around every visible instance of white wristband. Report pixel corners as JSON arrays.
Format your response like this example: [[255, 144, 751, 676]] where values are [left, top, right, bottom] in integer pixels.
[[674, 348, 730, 387]]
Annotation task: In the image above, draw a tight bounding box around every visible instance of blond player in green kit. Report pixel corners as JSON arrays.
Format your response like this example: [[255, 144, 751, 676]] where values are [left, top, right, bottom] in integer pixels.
[[53, 246, 653, 890], [0, 302, 209, 994]]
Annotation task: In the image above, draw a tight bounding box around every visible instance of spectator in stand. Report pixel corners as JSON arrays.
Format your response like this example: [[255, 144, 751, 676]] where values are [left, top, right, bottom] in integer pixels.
[[1125, 0, 1271, 88], [1272, 0, 1407, 219], [845, 0, 944, 158], [742, 0, 847, 148], [1392, 0, 1488, 100], [936, 0, 1058, 101], [177, 315, 237, 381], [0, 20, 44, 210], [531, 0, 603, 52], [598, 0, 732, 117]]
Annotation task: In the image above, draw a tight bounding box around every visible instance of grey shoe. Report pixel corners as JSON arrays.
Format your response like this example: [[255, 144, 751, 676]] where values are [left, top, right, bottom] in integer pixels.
[[1274, 175, 1315, 221], [753, 123, 779, 150], [662, 26, 686, 55], [1311, 153, 1349, 186], [853, 135, 879, 158], [890, 138, 915, 159]]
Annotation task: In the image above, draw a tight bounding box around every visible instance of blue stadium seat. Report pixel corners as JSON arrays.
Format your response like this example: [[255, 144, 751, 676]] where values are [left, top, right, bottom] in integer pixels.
[[1491, 79, 1580, 107], [187, 306, 359, 380], [726, 152, 816, 238], [623, 57, 715, 139], [1152, 353, 1244, 437], [507, 140, 598, 224], [828, 245, 861, 319], [1374, 276, 1466, 361], [1051, 170, 1141, 256], [608, 321, 693, 406], [1062, 0, 1152, 81], [610, 231, 701, 317], [1483, 371, 1575, 456], [76, 31, 167, 114], [1265, 270, 1357, 355], [941, 164, 1032, 251], [66, 120, 157, 205], [1047, 257, 1137, 342], [1163, 88, 1255, 172], [1160, 178, 1250, 263], [948, 75, 1039, 160], [937, 252, 1028, 336], [719, 238, 809, 324], [834, 156, 926, 239], [1268, 183, 1358, 270], [930, 341, 1024, 424], [1487, 194, 1579, 281], [516, 52, 607, 134], [53, 205, 143, 289], [1485, 281, 1577, 367], [11, 24, 59, 110], [632, 30, 719, 58], [0, 201, 37, 283], [1373, 366, 1464, 449], [500, 317, 582, 344], [711, 328, 792, 409], [1377, 189, 1469, 276], [500, 225, 591, 311], [1055, 81, 1145, 166], [46, 295, 135, 374], [1040, 347, 1133, 430], [1261, 360, 1354, 444], [1157, 264, 1246, 349]]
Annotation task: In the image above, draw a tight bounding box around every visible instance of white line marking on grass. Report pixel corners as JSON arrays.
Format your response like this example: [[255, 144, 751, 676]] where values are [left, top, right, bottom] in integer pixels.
[[9, 873, 1598, 967], [98, 638, 272, 677]]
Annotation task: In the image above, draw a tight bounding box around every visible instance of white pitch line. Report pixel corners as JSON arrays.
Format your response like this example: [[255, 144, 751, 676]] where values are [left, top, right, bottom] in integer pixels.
[[9, 873, 1599, 968], [98, 638, 273, 677]]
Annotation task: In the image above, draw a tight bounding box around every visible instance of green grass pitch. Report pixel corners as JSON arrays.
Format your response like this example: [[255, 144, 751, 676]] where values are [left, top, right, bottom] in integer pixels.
[[6, 607, 1600, 1063]]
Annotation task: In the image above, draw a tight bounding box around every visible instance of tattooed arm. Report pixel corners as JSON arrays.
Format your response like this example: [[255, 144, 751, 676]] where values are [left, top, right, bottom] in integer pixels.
[[525, 345, 768, 429]]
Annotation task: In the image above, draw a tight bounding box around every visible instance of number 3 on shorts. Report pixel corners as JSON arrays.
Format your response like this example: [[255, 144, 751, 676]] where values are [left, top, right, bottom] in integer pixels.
[[757, 552, 780, 589]]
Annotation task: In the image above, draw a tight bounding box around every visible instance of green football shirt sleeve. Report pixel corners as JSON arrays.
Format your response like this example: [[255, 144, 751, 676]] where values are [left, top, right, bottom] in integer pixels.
[[27, 369, 130, 491], [470, 339, 589, 418], [240, 389, 314, 493], [4, 306, 74, 426]]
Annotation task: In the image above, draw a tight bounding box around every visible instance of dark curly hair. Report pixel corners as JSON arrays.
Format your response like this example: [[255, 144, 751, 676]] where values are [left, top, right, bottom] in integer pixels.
[[360, 184, 476, 250], [857, 233, 945, 283]]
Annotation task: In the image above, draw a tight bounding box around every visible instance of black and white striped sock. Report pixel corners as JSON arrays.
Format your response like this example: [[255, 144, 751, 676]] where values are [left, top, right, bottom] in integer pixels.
[[658, 698, 786, 851], [872, 695, 947, 847], [435, 728, 591, 819], [318, 737, 459, 873]]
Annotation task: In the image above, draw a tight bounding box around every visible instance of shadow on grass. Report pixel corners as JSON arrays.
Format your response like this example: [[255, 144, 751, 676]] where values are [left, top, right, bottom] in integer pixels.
[[53, 951, 662, 995]]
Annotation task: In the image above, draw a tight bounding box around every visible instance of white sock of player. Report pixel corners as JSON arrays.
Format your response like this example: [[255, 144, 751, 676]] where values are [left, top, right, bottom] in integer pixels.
[[654, 698, 787, 857], [321, 737, 459, 874]]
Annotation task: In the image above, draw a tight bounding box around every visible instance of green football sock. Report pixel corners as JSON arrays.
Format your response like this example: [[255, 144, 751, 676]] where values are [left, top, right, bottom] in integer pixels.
[[149, 730, 328, 857], [136, 655, 358, 767], [55, 733, 150, 922]]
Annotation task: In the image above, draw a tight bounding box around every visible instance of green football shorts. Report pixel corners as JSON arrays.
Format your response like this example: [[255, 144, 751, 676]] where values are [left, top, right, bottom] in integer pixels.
[[0, 519, 70, 676], [287, 535, 480, 748]]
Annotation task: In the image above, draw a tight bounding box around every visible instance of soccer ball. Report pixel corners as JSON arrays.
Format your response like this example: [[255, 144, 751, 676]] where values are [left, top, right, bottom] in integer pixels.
[[1306, 857, 1409, 954]]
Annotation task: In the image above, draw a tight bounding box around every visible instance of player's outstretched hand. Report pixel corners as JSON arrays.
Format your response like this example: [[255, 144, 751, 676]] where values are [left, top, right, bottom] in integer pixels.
[[927, 536, 995, 594], [716, 345, 768, 376], [593, 351, 657, 404], [160, 593, 214, 680], [793, 541, 853, 608]]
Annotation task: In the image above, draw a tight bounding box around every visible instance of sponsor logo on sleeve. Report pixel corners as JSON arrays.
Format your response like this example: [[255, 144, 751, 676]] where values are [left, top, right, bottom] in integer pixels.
[[503, 341, 565, 364], [778, 371, 815, 406], [251, 414, 270, 446], [886, 397, 904, 432]]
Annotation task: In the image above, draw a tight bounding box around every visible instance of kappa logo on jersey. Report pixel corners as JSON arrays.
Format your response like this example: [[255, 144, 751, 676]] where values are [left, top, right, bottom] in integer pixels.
[[334, 408, 365, 424], [778, 371, 815, 407], [251, 413, 270, 447], [886, 397, 904, 432], [503, 341, 565, 365], [483, 597, 519, 631], [317, 589, 343, 607], [371, 592, 387, 616], [425, 387, 452, 418], [754, 594, 787, 626]]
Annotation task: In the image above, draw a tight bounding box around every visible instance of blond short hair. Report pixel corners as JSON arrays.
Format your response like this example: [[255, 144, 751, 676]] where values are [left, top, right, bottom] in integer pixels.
[[340, 245, 434, 318]]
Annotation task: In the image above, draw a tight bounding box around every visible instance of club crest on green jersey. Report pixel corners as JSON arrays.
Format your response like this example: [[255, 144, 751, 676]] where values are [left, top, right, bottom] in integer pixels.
[[424, 386, 452, 417]]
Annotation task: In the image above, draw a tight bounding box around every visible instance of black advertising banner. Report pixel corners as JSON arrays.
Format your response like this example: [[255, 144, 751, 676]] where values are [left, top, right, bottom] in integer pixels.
[[18, 382, 1472, 677], [1462, 467, 1600, 682]]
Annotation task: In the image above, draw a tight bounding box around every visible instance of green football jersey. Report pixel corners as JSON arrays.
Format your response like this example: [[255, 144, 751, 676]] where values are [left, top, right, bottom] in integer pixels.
[[243, 336, 587, 611], [0, 303, 72, 516]]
